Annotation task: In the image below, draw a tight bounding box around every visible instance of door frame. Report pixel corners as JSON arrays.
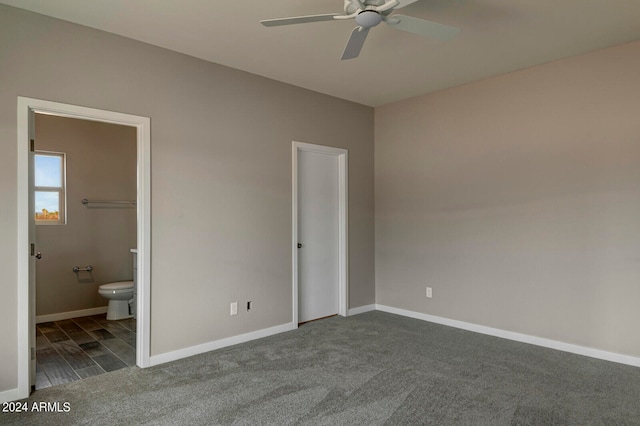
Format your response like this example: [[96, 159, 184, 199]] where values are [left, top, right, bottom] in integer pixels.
[[292, 141, 348, 327], [16, 97, 151, 398]]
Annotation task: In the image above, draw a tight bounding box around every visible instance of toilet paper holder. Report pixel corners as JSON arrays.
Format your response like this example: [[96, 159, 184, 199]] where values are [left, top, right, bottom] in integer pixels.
[[73, 265, 93, 273]]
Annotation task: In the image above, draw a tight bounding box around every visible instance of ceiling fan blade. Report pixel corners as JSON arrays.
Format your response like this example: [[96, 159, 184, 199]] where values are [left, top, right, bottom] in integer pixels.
[[341, 27, 370, 60], [387, 14, 460, 40], [395, 0, 420, 8], [260, 13, 339, 27]]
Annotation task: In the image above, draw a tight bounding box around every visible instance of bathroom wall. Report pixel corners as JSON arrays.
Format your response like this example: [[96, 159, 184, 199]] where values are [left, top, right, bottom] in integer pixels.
[[35, 114, 137, 317]]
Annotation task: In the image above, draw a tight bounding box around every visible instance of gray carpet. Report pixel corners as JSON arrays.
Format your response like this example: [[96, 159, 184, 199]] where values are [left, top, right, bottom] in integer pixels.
[[2, 311, 640, 425]]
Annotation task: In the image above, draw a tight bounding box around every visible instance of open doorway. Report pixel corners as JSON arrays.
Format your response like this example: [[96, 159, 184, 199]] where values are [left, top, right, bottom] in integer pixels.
[[16, 97, 150, 398], [33, 114, 137, 389]]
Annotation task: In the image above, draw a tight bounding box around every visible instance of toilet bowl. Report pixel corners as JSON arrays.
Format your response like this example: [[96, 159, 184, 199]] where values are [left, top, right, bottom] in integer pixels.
[[98, 281, 134, 320]]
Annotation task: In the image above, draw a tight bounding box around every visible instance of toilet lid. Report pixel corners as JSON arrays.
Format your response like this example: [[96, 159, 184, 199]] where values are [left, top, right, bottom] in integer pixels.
[[100, 281, 134, 290]]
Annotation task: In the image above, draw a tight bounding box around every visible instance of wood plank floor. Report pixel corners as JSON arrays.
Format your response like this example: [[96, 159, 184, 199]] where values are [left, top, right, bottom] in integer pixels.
[[35, 314, 136, 390]]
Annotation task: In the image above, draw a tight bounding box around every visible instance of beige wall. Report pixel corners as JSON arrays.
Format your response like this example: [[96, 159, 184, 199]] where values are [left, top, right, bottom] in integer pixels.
[[35, 114, 137, 316], [375, 40, 640, 357], [0, 5, 375, 394]]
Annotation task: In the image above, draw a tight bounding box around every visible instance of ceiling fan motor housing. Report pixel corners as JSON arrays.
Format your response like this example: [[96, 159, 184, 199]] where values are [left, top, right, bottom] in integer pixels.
[[355, 10, 382, 28]]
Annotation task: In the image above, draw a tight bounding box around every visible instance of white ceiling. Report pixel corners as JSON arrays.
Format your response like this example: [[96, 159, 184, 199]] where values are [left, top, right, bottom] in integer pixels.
[[2, 0, 640, 106]]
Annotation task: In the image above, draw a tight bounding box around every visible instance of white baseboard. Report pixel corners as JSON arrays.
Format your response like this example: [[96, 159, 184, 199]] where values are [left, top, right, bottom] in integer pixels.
[[149, 322, 295, 367], [375, 304, 640, 368], [36, 306, 108, 324], [348, 304, 376, 316], [0, 387, 24, 404]]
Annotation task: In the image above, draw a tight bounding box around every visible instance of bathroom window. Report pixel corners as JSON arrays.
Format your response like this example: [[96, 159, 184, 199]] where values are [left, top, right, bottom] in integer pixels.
[[35, 151, 66, 225]]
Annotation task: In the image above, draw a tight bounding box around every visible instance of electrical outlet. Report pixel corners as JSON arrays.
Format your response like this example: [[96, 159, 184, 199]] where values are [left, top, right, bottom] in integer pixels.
[[247, 301, 252, 311], [426, 287, 432, 298], [230, 302, 238, 316]]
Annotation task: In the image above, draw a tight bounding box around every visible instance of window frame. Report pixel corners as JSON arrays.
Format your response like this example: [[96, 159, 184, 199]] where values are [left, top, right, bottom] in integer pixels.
[[34, 150, 67, 225]]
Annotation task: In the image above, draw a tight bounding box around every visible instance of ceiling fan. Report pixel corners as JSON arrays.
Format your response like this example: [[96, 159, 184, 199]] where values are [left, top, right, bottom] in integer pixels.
[[260, 0, 460, 60]]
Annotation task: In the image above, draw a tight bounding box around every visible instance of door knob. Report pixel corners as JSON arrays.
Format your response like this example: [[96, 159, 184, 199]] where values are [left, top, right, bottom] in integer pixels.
[[35, 252, 42, 259]]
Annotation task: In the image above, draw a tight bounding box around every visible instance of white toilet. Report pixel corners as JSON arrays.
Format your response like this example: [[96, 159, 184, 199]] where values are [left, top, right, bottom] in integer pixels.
[[98, 281, 134, 320]]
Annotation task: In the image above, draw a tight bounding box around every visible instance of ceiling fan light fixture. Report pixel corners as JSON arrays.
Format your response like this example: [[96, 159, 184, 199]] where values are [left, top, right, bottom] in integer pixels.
[[355, 10, 382, 28], [260, 0, 460, 60]]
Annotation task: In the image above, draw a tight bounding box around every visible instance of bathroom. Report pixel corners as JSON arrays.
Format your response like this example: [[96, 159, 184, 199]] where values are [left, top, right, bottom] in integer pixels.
[[34, 113, 137, 389]]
